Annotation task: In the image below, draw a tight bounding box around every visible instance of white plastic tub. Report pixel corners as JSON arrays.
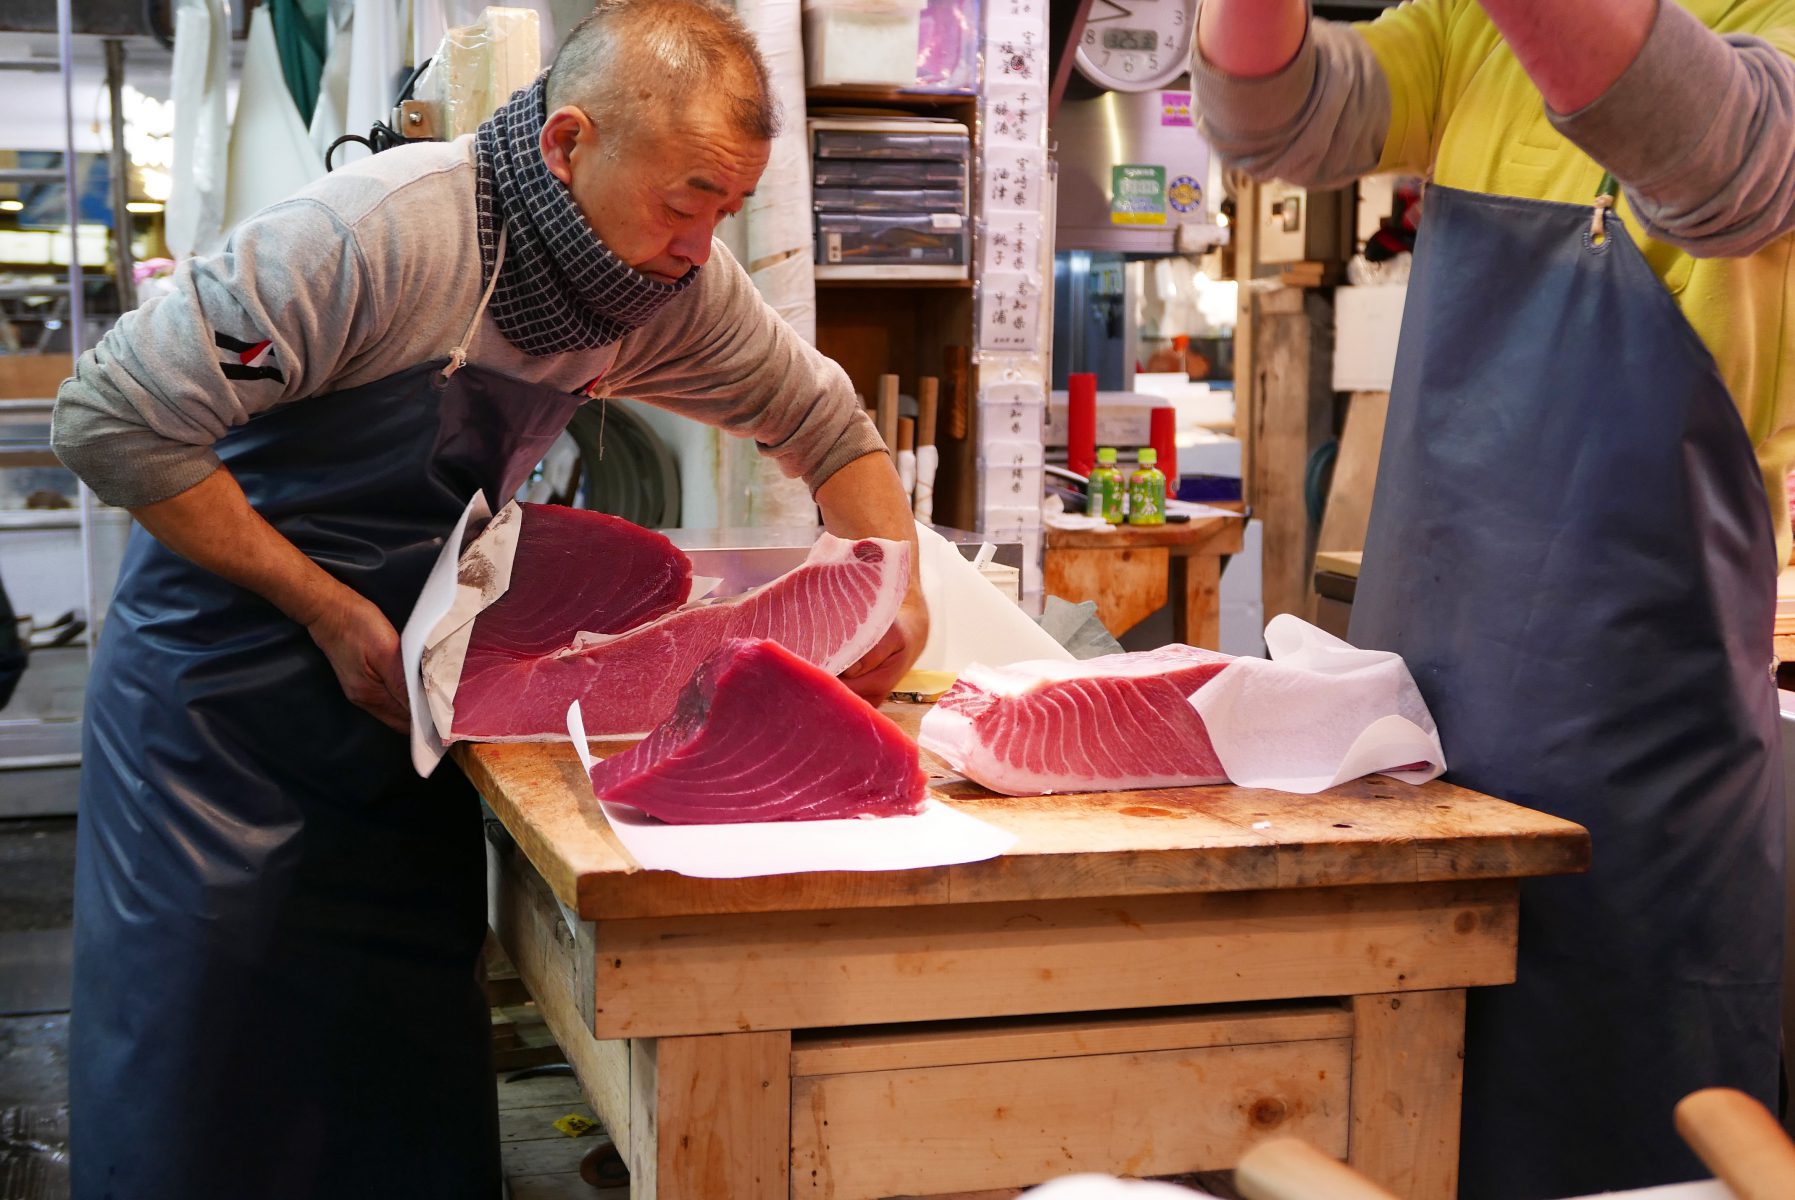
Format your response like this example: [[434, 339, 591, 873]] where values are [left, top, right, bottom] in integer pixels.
[[802, 0, 926, 87]]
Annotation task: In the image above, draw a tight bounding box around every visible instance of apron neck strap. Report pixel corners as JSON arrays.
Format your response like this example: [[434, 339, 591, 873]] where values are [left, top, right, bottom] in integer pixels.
[[443, 223, 509, 380], [1590, 173, 1620, 243]]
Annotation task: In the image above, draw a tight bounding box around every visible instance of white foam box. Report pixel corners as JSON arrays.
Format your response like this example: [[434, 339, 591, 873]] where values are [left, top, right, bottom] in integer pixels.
[[1046, 390, 1169, 450], [802, 0, 925, 87], [980, 382, 1045, 450], [980, 439, 1045, 512], [1178, 430, 1243, 479], [1333, 283, 1407, 393]]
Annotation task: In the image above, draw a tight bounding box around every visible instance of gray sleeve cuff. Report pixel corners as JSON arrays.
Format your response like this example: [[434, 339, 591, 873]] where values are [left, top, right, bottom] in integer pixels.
[[51, 421, 222, 509], [1194, 19, 1390, 189], [1192, 19, 1321, 144], [1549, 0, 1795, 256], [1548, 0, 1737, 193], [784, 410, 889, 495]]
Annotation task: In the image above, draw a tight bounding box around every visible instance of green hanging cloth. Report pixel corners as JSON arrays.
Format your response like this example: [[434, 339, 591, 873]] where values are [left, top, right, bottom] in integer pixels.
[[269, 0, 330, 124]]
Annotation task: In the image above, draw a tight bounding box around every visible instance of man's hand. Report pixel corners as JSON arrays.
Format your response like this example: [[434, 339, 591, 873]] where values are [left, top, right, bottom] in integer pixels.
[[840, 593, 929, 705], [130, 468, 415, 734], [305, 591, 411, 733]]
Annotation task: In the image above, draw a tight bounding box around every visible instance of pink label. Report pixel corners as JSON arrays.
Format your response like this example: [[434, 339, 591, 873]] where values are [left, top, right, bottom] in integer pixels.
[[1160, 91, 1193, 127]]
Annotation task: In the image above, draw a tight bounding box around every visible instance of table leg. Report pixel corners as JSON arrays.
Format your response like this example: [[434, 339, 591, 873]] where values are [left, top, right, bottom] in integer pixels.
[[629, 1030, 792, 1200], [1347, 989, 1466, 1200], [1172, 553, 1223, 649]]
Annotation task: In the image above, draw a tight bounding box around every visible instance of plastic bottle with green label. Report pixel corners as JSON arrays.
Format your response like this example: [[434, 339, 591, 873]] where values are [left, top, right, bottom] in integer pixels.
[[1088, 447, 1125, 524], [1127, 447, 1166, 526]]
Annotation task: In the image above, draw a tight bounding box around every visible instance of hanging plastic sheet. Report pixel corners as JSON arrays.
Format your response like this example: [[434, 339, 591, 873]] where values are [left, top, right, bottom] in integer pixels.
[[164, 0, 230, 256], [222, 7, 327, 230]]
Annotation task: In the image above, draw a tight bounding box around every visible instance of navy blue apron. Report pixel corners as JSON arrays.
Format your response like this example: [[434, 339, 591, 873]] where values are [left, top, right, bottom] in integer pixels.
[[69, 346, 582, 1198], [1351, 184, 1784, 1197]]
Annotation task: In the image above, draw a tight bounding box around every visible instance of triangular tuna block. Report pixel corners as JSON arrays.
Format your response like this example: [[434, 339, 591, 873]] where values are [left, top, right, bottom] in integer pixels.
[[463, 504, 693, 672], [919, 645, 1233, 796], [586, 638, 928, 823], [446, 533, 910, 741]]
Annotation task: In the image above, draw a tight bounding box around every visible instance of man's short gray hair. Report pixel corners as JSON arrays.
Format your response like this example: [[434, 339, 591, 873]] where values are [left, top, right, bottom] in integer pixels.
[[546, 0, 780, 146]]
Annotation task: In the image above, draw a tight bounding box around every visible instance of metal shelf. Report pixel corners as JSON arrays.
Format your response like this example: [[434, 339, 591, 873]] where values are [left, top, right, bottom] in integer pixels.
[[0, 168, 65, 186]]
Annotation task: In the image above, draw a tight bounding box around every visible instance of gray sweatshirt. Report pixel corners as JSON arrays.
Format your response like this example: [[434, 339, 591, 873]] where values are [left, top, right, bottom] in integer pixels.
[[51, 137, 884, 509], [1192, 0, 1795, 258]]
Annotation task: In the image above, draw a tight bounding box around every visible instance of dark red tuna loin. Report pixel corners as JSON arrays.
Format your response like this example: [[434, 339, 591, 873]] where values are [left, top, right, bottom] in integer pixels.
[[460, 504, 692, 677], [585, 637, 928, 824]]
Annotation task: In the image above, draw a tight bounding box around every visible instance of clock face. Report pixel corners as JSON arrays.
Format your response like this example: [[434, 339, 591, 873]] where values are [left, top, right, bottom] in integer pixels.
[[1073, 0, 1197, 93]]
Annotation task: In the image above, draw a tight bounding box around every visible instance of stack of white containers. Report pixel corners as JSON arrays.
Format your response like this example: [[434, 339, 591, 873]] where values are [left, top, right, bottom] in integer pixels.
[[973, 0, 1051, 604]]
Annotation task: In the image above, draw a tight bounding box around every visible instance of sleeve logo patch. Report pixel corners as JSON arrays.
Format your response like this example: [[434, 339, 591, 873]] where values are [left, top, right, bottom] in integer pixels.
[[214, 330, 285, 383]]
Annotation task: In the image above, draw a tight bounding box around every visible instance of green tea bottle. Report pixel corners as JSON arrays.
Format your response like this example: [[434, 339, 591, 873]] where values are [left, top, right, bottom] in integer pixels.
[[1088, 446, 1125, 524], [1127, 447, 1166, 526]]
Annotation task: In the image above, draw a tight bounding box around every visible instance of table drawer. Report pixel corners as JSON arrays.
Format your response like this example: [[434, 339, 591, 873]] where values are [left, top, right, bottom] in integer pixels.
[[791, 1005, 1352, 1199]]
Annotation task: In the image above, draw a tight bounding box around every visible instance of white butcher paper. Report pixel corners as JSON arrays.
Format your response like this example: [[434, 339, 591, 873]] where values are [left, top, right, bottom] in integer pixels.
[[912, 520, 1070, 673], [418, 497, 522, 743], [1190, 614, 1447, 795], [403, 492, 493, 777], [567, 701, 1018, 879]]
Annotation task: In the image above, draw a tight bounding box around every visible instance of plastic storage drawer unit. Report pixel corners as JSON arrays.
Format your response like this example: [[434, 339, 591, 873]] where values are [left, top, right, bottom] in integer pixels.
[[815, 212, 966, 269]]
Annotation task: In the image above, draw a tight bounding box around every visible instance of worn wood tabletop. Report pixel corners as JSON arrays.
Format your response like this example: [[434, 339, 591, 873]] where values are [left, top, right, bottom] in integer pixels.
[[457, 703, 1589, 923], [1044, 512, 1245, 553]]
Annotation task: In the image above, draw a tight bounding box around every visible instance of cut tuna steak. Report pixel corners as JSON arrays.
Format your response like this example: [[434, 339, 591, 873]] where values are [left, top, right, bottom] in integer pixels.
[[446, 533, 909, 740], [462, 504, 692, 675], [585, 638, 928, 823], [919, 645, 1233, 795]]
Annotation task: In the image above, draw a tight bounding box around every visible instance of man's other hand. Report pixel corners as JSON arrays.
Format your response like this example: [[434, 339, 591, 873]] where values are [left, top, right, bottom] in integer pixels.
[[307, 592, 411, 733], [840, 593, 929, 705]]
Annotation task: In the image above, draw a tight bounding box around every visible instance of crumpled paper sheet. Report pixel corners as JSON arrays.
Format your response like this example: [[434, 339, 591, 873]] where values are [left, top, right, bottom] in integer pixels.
[[1190, 614, 1446, 794], [1037, 596, 1124, 659], [912, 521, 1070, 673]]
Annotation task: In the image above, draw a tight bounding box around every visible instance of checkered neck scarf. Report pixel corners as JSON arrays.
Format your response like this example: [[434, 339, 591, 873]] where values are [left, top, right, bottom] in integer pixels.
[[472, 78, 698, 356]]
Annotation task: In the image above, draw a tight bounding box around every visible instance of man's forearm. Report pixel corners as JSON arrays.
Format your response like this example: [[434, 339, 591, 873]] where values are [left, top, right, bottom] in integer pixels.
[[1196, 0, 1308, 79], [130, 466, 351, 625], [814, 450, 922, 600], [1479, 0, 1655, 114]]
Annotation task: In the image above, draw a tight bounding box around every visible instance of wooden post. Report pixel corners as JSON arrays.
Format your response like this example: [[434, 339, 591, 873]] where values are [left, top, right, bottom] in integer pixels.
[[631, 1031, 792, 1200], [1172, 553, 1223, 649], [875, 374, 900, 459], [1347, 989, 1466, 1200], [1251, 287, 1334, 624], [1233, 176, 1261, 508]]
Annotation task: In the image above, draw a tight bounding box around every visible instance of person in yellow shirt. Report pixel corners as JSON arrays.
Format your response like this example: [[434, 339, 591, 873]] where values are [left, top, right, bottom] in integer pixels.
[[1193, 1, 1792, 1195]]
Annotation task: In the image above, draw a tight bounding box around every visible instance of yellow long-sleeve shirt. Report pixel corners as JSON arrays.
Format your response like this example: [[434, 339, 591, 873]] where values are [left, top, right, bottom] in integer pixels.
[[1198, 0, 1795, 565]]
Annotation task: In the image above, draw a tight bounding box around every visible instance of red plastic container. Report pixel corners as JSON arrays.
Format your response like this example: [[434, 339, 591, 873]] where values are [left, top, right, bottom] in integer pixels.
[[1150, 405, 1177, 486], [1067, 372, 1097, 480]]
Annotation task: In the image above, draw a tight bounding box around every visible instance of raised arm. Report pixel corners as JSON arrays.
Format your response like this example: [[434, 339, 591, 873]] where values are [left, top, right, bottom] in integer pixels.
[[1191, 1, 1400, 188], [1527, 0, 1795, 258]]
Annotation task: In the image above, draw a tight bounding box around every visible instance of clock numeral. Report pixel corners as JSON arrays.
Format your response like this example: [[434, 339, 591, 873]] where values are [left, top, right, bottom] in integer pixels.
[[1170, 5, 1184, 24], [1123, 57, 1135, 73], [1084, 28, 1096, 44], [1148, 54, 1158, 70]]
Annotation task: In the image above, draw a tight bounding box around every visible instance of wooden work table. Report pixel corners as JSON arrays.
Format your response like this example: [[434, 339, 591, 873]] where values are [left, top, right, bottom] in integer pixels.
[[463, 704, 1588, 1200], [1044, 512, 1246, 649]]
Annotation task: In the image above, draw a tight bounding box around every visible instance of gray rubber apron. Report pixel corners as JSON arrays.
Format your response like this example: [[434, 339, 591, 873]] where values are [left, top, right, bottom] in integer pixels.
[[1350, 184, 1784, 1197], [69, 329, 583, 1194]]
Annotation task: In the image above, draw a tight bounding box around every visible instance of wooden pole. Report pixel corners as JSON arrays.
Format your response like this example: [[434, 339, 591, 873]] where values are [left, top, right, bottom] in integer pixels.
[[876, 374, 900, 459]]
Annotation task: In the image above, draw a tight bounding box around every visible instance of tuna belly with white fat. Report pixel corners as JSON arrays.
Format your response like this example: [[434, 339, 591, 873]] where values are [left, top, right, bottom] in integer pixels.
[[920, 645, 1232, 795]]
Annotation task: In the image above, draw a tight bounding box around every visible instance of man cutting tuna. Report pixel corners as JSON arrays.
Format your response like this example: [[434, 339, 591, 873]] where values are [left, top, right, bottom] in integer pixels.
[[47, 2, 923, 1195], [1196, 1, 1795, 1195]]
